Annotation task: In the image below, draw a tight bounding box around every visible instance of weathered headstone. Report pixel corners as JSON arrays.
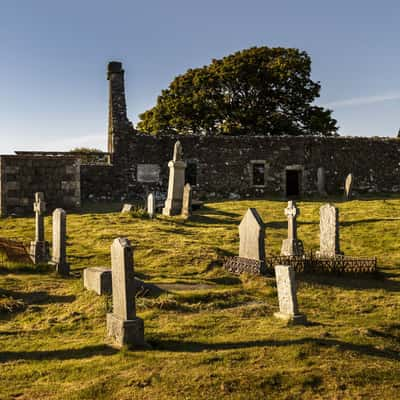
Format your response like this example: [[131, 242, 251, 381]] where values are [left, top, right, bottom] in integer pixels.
[[181, 183, 192, 218], [106, 237, 144, 348], [274, 265, 306, 324], [344, 173, 353, 200], [121, 203, 133, 213], [317, 203, 342, 257], [83, 267, 112, 295], [280, 201, 304, 256], [29, 192, 49, 264], [239, 208, 266, 261], [162, 141, 186, 216], [147, 193, 155, 218], [50, 208, 69, 275], [317, 167, 327, 196]]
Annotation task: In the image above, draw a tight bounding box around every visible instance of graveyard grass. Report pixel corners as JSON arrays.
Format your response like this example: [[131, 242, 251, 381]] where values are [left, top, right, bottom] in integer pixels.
[[1, 198, 400, 399]]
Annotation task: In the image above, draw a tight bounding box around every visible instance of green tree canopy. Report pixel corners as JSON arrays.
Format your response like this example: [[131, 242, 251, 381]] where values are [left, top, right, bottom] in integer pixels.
[[137, 46, 338, 136]]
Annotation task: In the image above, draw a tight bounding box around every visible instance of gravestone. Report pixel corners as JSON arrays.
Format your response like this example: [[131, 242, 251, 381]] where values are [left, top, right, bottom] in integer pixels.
[[181, 183, 192, 218], [162, 141, 186, 216], [344, 173, 353, 200], [274, 265, 306, 324], [317, 167, 327, 196], [317, 203, 342, 257], [121, 203, 133, 213], [29, 192, 49, 264], [280, 201, 304, 256], [50, 208, 69, 275], [106, 237, 145, 348], [83, 267, 112, 295], [147, 193, 155, 218]]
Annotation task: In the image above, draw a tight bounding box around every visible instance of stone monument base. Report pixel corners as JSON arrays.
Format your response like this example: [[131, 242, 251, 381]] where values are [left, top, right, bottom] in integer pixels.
[[49, 260, 70, 276], [273, 312, 307, 325], [280, 239, 304, 256], [162, 199, 182, 217], [30, 241, 50, 264], [106, 313, 145, 348], [83, 267, 112, 295], [223, 256, 266, 275]]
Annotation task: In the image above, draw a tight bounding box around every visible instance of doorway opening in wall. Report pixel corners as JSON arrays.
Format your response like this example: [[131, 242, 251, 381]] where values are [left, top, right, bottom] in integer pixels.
[[286, 170, 300, 197]]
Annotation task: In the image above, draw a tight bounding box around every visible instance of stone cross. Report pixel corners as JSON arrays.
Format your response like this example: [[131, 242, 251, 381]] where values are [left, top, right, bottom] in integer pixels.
[[29, 192, 49, 264], [317, 203, 342, 257], [344, 173, 353, 200], [51, 208, 69, 275], [273, 265, 306, 325], [162, 141, 187, 216], [181, 183, 192, 218], [239, 208, 265, 262], [147, 192, 155, 218], [106, 237, 144, 348], [281, 201, 304, 256]]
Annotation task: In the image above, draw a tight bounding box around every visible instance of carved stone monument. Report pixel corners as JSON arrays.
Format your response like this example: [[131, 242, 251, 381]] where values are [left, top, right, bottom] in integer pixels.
[[317, 167, 327, 196], [280, 201, 304, 256], [162, 141, 186, 216], [344, 173, 353, 200], [317, 203, 342, 257], [29, 192, 49, 264], [106, 237, 145, 348], [50, 208, 69, 275], [181, 183, 192, 218], [83, 267, 112, 295], [147, 192, 155, 218], [274, 264, 306, 324]]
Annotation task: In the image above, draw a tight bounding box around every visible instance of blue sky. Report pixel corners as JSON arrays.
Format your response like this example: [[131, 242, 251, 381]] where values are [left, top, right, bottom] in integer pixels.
[[1, 0, 400, 153]]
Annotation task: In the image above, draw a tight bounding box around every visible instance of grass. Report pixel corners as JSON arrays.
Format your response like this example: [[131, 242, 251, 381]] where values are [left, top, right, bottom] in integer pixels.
[[0, 197, 400, 399]]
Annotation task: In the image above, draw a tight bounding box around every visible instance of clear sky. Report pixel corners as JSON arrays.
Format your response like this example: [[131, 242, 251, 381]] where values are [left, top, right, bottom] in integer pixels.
[[1, 0, 400, 154]]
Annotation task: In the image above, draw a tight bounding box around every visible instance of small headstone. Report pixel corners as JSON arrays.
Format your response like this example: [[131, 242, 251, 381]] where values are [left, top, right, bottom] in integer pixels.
[[121, 203, 133, 213], [274, 265, 306, 325], [181, 183, 192, 218], [239, 208, 266, 262], [106, 237, 145, 348], [317, 203, 342, 257], [83, 267, 112, 295], [344, 173, 353, 200], [29, 192, 49, 264], [147, 193, 155, 218], [50, 208, 69, 275], [162, 141, 187, 216], [317, 167, 327, 196], [280, 201, 304, 256]]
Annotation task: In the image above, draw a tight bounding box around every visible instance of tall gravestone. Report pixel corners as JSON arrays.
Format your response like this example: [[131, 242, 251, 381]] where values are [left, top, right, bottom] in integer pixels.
[[317, 203, 342, 257], [51, 208, 69, 275], [106, 237, 144, 348], [344, 173, 353, 200], [274, 265, 306, 324], [163, 141, 187, 216], [29, 192, 49, 264], [181, 183, 192, 218], [317, 167, 327, 196], [280, 201, 304, 256], [147, 192, 155, 218]]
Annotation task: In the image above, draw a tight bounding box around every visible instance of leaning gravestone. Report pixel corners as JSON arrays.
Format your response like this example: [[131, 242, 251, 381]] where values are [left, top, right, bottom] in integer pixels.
[[181, 183, 192, 218], [147, 193, 155, 219], [317, 203, 342, 257], [344, 173, 353, 200], [280, 201, 304, 256], [274, 265, 306, 325], [162, 141, 186, 216], [106, 237, 145, 348], [121, 204, 133, 213], [224, 208, 266, 275], [50, 208, 69, 275], [29, 192, 50, 264]]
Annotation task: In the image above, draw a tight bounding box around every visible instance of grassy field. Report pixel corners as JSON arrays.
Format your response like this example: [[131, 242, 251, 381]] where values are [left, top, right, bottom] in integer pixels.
[[0, 197, 399, 399]]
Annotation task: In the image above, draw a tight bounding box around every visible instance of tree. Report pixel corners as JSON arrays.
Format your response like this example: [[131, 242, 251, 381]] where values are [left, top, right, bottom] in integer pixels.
[[137, 46, 338, 136]]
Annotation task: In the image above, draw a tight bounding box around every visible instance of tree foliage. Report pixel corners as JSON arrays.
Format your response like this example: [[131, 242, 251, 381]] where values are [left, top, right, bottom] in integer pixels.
[[137, 46, 338, 136]]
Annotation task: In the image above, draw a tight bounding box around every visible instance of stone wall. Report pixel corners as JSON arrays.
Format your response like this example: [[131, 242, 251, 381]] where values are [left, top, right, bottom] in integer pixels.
[[0, 155, 81, 216]]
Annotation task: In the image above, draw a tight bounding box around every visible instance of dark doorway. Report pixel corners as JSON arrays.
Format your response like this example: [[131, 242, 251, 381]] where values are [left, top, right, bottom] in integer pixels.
[[185, 161, 198, 186], [286, 170, 300, 196]]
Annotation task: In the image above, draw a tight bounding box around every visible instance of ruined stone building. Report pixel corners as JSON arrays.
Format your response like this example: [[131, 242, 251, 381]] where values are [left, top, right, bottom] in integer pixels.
[[1, 61, 400, 215]]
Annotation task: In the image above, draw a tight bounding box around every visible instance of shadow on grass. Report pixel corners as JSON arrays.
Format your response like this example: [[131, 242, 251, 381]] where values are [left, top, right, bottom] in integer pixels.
[[341, 218, 400, 227], [148, 337, 400, 361], [0, 263, 52, 275], [0, 344, 118, 363], [297, 272, 400, 292]]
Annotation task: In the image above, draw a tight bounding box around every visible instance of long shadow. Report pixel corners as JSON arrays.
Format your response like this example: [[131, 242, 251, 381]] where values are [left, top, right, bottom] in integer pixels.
[[0, 344, 118, 363], [341, 218, 400, 227], [148, 337, 400, 361], [0, 289, 75, 306], [297, 272, 400, 292]]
